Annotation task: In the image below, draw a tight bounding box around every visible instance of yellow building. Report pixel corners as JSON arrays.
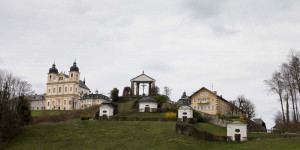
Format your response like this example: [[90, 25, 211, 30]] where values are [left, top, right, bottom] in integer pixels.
[[78, 90, 111, 109], [190, 87, 230, 115], [45, 61, 90, 110]]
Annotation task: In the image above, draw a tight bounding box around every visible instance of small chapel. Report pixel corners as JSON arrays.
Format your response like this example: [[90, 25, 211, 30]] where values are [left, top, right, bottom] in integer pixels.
[[130, 71, 156, 97]]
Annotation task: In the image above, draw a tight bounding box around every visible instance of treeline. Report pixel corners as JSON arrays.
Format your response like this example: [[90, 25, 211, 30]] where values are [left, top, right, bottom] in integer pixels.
[[0, 69, 33, 141], [265, 50, 300, 131]]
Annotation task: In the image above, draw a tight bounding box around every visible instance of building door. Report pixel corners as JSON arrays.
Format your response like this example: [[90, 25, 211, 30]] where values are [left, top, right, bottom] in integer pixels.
[[145, 106, 150, 112], [182, 116, 187, 122], [235, 134, 241, 142]]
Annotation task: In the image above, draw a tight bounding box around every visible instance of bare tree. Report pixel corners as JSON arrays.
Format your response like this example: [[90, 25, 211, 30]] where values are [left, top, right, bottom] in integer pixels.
[[264, 71, 286, 124], [235, 95, 256, 119], [163, 86, 172, 97]]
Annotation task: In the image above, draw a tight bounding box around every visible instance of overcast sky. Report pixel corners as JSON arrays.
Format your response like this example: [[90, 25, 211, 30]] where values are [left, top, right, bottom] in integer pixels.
[[1, 0, 300, 128]]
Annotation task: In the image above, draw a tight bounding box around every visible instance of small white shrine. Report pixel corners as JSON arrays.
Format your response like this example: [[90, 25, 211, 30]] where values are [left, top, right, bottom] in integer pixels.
[[227, 121, 247, 141], [99, 103, 114, 118], [139, 97, 158, 112], [178, 105, 193, 121]]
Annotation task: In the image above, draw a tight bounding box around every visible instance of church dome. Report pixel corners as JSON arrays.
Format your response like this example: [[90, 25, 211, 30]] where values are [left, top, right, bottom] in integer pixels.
[[139, 97, 157, 103], [70, 61, 79, 72], [49, 63, 58, 74]]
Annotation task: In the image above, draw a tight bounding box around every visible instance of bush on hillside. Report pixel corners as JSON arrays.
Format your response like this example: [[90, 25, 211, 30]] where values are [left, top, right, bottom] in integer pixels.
[[151, 95, 168, 108], [110, 88, 119, 102], [80, 115, 91, 120], [165, 112, 176, 118]]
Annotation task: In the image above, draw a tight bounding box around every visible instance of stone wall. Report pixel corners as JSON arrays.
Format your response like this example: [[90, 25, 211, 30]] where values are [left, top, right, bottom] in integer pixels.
[[198, 111, 230, 127]]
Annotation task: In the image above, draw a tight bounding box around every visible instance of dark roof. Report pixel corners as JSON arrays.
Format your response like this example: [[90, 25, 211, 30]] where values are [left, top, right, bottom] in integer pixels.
[[79, 80, 90, 90], [139, 97, 157, 103], [49, 63, 58, 74], [80, 93, 110, 101], [70, 61, 79, 72], [177, 91, 191, 106], [190, 87, 228, 103], [177, 98, 191, 106], [26, 94, 46, 101], [100, 102, 114, 108], [253, 118, 265, 125]]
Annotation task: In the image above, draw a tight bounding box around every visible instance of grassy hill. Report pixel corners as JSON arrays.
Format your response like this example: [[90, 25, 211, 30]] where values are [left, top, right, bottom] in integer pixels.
[[2, 120, 300, 150]]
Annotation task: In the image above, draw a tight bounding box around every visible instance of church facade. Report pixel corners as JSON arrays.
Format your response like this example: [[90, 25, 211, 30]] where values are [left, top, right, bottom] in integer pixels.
[[45, 61, 90, 110]]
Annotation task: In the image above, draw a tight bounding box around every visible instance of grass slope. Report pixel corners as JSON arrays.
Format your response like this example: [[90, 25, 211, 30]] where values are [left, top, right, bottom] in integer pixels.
[[195, 123, 227, 136], [31, 111, 62, 117], [3, 121, 300, 150]]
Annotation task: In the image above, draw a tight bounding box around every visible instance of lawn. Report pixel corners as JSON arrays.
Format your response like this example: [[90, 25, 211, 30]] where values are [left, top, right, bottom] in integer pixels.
[[3, 121, 300, 150], [195, 122, 227, 136], [31, 110, 62, 117], [116, 101, 136, 113]]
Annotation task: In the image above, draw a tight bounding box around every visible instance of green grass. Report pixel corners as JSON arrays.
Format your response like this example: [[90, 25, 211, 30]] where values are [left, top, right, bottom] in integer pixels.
[[125, 112, 166, 118], [3, 121, 300, 150], [31, 110, 62, 117], [116, 100, 136, 113], [195, 123, 227, 136]]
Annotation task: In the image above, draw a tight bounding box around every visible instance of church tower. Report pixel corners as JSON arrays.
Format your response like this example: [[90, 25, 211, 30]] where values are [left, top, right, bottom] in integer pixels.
[[45, 61, 89, 110]]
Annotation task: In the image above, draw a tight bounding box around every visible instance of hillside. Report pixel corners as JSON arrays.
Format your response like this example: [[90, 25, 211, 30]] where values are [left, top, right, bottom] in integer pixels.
[[2, 120, 300, 150]]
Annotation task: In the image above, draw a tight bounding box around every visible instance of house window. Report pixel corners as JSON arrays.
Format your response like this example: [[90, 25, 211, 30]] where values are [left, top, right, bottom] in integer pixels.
[[212, 98, 215, 102], [212, 105, 215, 109], [75, 88, 77, 92], [193, 99, 196, 103], [59, 87, 62, 93], [205, 92, 208, 96], [64, 100, 66, 105], [53, 88, 56, 93], [198, 106, 200, 110], [69, 101, 71, 105], [65, 87, 67, 92], [200, 92, 203, 96], [193, 106, 196, 109], [208, 105, 210, 109], [201, 99, 207, 103], [59, 77, 63, 80], [48, 102, 50, 106], [76, 74, 78, 81], [48, 89, 51, 93], [71, 73, 73, 77], [70, 87, 72, 92], [201, 106, 204, 110]]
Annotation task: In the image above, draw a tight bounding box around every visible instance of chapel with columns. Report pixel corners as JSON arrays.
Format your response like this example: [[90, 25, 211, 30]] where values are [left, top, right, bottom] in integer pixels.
[[130, 71, 156, 96]]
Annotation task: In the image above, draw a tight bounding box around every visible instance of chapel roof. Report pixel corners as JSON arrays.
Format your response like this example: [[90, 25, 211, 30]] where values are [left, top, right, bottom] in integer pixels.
[[131, 71, 156, 82], [139, 97, 158, 103]]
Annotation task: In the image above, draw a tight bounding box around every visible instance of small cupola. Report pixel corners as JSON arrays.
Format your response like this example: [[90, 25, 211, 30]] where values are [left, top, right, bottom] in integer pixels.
[[49, 63, 58, 74], [70, 61, 79, 72]]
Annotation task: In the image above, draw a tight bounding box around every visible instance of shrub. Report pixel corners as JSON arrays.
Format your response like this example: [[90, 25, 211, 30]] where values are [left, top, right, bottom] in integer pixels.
[[165, 112, 177, 118], [188, 118, 197, 124], [80, 115, 91, 120]]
